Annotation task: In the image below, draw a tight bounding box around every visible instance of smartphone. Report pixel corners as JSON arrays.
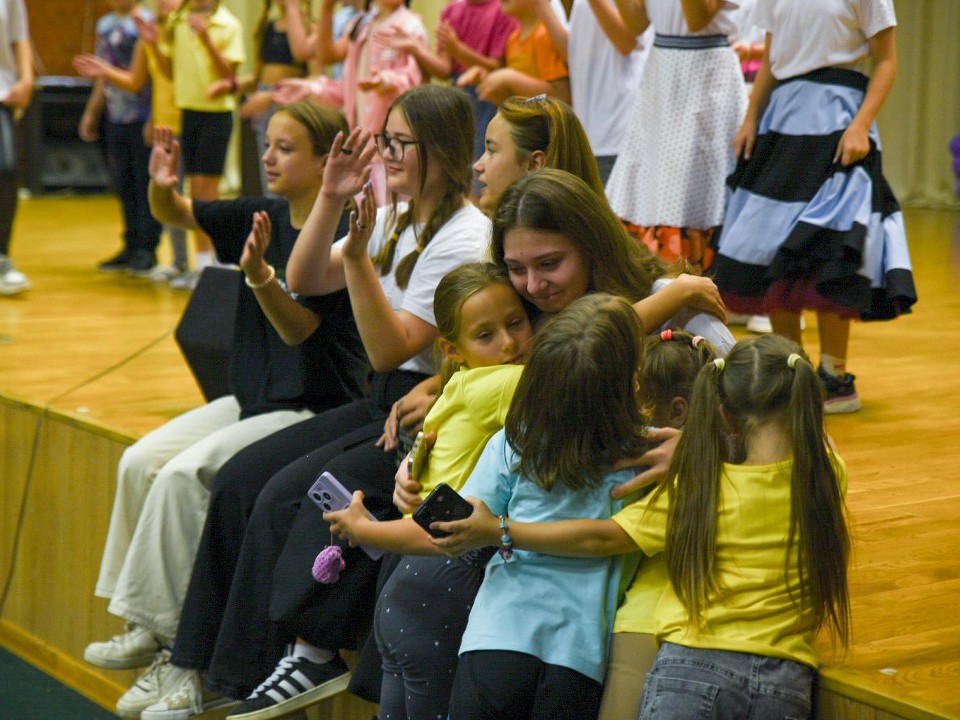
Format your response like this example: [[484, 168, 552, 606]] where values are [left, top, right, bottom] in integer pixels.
[[412, 482, 474, 538], [407, 430, 428, 482], [308, 472, 383, 560]]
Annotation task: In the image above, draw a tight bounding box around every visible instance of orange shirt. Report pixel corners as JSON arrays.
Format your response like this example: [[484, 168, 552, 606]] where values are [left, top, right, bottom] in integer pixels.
[[505, 21, 568, 83]]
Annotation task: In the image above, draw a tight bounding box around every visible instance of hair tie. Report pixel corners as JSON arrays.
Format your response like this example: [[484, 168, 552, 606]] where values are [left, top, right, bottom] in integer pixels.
[[787, 353, 802, 369], [692, 335, 705, 348], [660, 329, 673, 341], [415, 244, 425, 255], [713, 358, 725, 372]]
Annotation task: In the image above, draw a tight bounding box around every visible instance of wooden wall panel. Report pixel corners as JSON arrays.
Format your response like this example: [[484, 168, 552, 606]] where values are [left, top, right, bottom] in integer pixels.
[[24, 0, 112, 77]]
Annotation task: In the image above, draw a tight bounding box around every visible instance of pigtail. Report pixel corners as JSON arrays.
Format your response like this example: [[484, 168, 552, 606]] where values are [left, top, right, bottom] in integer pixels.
[[663, 359, 726, 628], [372, 206, 412, 280], [394, 187, 462, 289], [788, 356, 852, 645]]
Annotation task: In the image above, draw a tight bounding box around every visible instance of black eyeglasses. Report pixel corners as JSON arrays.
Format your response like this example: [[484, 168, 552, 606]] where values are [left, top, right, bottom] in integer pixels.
[[375, 132, 422, 162]]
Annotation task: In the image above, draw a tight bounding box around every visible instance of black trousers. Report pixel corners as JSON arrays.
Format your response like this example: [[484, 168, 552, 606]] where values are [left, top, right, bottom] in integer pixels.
[[171, 371, 425, 700], [0, 105, 18, 255]]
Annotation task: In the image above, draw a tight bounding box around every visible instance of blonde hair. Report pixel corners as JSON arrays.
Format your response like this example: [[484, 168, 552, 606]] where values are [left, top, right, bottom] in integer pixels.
[[273, 101, 348, 157], [505, 294, 650, 491]]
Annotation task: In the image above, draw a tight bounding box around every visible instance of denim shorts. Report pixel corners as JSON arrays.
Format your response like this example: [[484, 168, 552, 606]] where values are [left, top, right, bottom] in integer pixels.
[[638, 642, 816, 720]]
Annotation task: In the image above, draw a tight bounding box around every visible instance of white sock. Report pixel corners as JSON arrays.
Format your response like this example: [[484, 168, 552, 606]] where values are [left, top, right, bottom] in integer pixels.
[[821, 354, 847, 378], [195, 251, 216, 271], [292, 641, 334, 665]]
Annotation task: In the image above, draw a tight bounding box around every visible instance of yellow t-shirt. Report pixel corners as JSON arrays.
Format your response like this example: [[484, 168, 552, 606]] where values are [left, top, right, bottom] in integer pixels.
[[162, 5, 245, 112], [146, 45, 181, 133], [612, 454, 848, 669], [405, 364, 523, 515]]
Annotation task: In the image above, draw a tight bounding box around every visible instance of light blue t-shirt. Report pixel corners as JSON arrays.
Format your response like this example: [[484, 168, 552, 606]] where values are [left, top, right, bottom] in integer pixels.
[[458, 430, 637, 682]]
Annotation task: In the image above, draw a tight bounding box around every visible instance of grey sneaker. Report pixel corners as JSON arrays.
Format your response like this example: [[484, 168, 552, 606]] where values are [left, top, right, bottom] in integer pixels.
[[83, 621, 163, 669], [141, 668, 238, 720], [169, 270, 200, 291], [0, 255, 31, 296], [116, 650, 191, 719]]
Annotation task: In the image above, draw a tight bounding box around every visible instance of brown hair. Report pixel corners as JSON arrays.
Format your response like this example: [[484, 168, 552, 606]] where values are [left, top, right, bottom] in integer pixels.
[[640, 330, 718, 426], [273, 100, 348, 157], [372, 85, 474, 289], [660, 334, 851, 645], [491, 169, 674, 306], [432, 263, 520, 388], [497, 95, 605, 198], [505, 293, 650, 491]]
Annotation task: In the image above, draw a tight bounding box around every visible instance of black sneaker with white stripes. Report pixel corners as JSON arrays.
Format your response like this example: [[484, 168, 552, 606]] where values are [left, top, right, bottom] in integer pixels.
[[226, 654, 350, 720]]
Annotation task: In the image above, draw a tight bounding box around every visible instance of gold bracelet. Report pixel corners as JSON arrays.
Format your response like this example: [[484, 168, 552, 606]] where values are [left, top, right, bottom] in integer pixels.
[[244, 264, 276, 290]]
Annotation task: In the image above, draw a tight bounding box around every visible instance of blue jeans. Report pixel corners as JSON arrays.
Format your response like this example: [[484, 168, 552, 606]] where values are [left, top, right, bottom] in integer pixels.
[[638, 643, 815, 720]]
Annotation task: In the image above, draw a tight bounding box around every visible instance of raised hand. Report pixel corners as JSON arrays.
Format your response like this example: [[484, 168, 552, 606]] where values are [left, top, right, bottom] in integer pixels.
[[240, 211, 273, 281], [321, 127, 376, 201], [149, 126, 181, 188], [342, 180, 377, 260], [133, 13, 159, 45], [72, 54, 112, 79]]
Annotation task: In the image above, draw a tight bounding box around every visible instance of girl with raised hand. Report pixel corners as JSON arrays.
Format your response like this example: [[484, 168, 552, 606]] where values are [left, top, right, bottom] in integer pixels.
[[426, 292, 651, 720], [165, 84, 488, 720], [437, 333, 851, 720], [324, 262, 532, 719]]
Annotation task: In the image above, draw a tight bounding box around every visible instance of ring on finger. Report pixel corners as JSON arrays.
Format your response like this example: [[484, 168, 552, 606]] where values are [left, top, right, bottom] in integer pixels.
[[340, 147, 354, 156]]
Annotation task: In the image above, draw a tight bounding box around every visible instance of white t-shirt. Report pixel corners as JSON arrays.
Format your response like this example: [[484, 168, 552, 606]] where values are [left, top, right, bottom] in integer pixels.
[[755, 0, 896, 80], [0, 0, 29, 99], [336, 202, 491, 374], [568, 0, 653, 157], [652, 278, 735, 356], [645, 0, 741, 38]]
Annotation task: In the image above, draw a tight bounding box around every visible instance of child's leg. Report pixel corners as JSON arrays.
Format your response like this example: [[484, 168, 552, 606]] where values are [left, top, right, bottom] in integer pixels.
[[817, 311, 851, 373], [374, 555, 484, 720], [449, 651, 603, 720], [770, 309, 803, 344], [597, 632, 659, 720]]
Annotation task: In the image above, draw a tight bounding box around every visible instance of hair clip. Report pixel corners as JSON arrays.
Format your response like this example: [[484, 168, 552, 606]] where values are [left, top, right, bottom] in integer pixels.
[[522, 93, 548, 104], [692, 335, 705, 348], [660, 329, 673, 341], [786, 353, 802, 369], [713, 358, 725, 372]]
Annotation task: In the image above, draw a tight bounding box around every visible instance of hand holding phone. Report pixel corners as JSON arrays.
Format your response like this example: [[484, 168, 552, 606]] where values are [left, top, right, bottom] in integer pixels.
[[412, 482, 474, 538], [308, 472, 383, 560]]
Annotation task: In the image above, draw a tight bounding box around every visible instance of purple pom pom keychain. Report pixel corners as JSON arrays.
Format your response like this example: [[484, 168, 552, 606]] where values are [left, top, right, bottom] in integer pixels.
[[312, 533, 346, 584]]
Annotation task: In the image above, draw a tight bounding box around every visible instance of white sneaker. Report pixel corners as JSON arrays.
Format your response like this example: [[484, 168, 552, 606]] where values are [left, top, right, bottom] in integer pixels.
[[141, 668, 238, 720], [746, 315, 807, 334], [0, 256, 31, 296], [169, 270, 200, 291], [116, 650, 190, 719], [83, 621, 163, 669]]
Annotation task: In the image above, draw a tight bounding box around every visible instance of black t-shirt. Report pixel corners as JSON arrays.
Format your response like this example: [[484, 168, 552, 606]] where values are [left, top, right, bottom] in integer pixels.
[[193, 197, 368, 418]]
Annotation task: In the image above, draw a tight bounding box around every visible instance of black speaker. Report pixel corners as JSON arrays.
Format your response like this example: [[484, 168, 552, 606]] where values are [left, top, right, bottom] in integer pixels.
[[175, 266, 240, 402]]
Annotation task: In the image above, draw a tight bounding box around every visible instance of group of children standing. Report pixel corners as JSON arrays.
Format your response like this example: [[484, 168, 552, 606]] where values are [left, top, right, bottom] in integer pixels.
[[60, 0, 921, 718]]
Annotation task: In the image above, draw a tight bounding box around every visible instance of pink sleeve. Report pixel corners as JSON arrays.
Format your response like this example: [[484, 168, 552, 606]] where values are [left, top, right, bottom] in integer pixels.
[[487, 12, 519, 60], [311, 77, 345, 109]]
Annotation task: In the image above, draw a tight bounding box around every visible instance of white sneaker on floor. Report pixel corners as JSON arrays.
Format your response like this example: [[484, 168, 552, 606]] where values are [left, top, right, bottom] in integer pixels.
[[746, 315, 807, 334], [116, 650, 190, 719], [169, 270, 200, 291], [141, 668, 238, 720], [83, 621, 163, 669], [0, 256, 31, 296]]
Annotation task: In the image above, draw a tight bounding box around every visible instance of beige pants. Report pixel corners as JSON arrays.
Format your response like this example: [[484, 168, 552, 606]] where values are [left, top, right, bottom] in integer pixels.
[[598, 632, 660, 720]]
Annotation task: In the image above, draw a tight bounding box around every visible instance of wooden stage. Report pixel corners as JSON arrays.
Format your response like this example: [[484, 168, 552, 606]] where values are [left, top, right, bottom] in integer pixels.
[[1, 195, 959, 719]]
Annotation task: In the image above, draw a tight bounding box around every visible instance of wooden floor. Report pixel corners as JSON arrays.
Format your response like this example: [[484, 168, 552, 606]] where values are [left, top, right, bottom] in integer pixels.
[[1, 195, 959, 719]]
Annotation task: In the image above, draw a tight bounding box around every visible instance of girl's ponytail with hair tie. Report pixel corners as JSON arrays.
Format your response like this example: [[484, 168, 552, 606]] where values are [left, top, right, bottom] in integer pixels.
[[660, 329, 673, 341], [786, 353, 802, 369], [692, 335, 704, 348], [713, 358, 725, 372]]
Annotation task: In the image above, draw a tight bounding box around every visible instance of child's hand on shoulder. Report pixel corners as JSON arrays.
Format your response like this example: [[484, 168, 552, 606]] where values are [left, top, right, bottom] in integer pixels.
[[325, 490, 373, 546], [430, 498, 498, 557]]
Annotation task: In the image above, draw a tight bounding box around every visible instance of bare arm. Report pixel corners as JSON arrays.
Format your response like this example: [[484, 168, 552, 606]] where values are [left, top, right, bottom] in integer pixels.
[[534, 0, 570, 62], [2, 37, 34, 109], [147, 127, 200, 229], [438, 21, 501, 73], [189, 15, 238, 80], [78, 79, 106, 142], [317, 0, 350, 65], [431, 497, 638, 557], [242, 212, 321, 345], [834, 26, 896, 166], [327, 492, 440, 555], [587, 0, 638, 56], [282, 0, 319, 62], [680, 0, 722, 33], [732, 33, 776, 160], [73, 41, 150, 93], [613, 0, 649, 36], [633, 273, 727, 330]]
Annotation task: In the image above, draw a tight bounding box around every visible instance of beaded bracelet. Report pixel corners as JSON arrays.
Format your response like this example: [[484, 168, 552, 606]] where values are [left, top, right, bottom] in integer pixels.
[[498, 515, 513, 560], [245, 264, 276, 290]]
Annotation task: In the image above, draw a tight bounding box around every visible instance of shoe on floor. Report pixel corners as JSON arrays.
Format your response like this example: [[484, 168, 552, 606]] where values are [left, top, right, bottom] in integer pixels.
[[227, 654, 350, 720], [0, 255, 31, 296], [126, 250, 159, 276], [83, 621, 163, 669], [141, 668, 238, 720], [98, 249, 132, 273], [148, 264, 187, 283], [169, 270, 200, 291], [818, 365, 862, 414], [746, 315, 807, 334], [116, 650, 194, 719]]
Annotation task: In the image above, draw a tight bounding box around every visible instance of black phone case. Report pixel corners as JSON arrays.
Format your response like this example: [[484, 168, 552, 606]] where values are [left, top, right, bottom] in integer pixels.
[[412, 482, 474, 538]]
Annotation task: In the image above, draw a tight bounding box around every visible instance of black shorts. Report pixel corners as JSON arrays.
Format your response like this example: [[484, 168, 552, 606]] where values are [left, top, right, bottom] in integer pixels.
[[180, 109, 233, 176]]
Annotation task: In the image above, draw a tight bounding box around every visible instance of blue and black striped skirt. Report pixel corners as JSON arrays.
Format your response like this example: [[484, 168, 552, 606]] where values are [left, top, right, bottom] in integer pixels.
[[711, 68, 916, 321]]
